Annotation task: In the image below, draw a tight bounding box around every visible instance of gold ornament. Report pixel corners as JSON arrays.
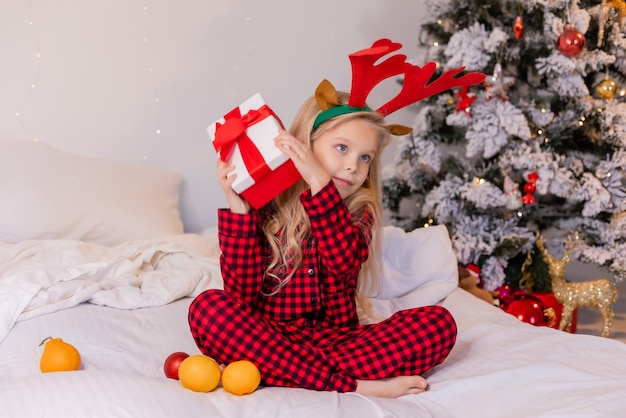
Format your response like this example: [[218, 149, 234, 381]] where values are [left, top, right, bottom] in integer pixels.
[[518, 246, 535, 291], [607, 0, 626, 22], [596, 78, 617, 99], [544, 307, 558, 328], [536, 234, 618, 338], [598, 0, 626, 47]]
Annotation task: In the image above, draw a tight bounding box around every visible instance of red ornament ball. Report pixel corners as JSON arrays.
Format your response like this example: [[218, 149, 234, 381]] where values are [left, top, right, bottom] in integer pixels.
[[496, 285, 514, 304], [522, 194, 536, 205], [503, 298, 546, 326], [164, 351, 190, 380], [558, 26, 585, 57], [523, 182, 537, 195]]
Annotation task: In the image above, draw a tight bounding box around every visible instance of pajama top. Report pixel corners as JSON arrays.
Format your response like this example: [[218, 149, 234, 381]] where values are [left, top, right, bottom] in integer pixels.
[[217, 181, 372, 329]]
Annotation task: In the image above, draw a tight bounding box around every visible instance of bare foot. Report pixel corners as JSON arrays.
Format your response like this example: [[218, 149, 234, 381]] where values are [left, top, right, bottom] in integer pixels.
[[355, 375, 428, 398]]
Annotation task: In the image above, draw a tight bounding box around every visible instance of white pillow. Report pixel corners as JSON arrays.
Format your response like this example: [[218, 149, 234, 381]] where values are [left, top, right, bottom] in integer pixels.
[[360, 225, 458, 322], [0, 138, 184, 245]]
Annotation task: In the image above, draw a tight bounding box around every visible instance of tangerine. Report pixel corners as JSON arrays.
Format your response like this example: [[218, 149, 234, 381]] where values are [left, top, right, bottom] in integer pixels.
[[221, 360, 261, 396], [39, 337, 82, 373], [178, 355, 221, 392]]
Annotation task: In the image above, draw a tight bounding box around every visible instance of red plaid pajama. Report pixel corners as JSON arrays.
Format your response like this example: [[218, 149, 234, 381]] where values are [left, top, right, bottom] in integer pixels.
[[188, 182, 457, 392]]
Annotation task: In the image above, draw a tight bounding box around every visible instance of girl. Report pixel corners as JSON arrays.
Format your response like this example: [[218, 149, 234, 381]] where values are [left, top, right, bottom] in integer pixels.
[[188, 88, 457, 399]]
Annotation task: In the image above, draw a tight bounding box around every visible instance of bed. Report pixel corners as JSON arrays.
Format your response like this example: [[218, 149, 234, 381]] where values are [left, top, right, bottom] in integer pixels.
[[2, 137, 626, 417]]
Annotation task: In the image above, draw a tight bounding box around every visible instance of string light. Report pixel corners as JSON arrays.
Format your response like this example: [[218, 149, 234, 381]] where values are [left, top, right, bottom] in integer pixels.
[[15, 2, 42, 142], [141, 2, 163, 161], [473, 177, 485, 186], [227, 5, 254, 102]]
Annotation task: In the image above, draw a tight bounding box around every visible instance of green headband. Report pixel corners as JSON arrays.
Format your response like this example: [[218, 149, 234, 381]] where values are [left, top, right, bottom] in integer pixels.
[[312, 104, 372, 132]]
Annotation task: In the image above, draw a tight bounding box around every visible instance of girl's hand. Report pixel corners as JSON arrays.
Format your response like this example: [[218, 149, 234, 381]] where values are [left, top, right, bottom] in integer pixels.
[[274, 129, 330, 195], [217, 158, 250, 214]]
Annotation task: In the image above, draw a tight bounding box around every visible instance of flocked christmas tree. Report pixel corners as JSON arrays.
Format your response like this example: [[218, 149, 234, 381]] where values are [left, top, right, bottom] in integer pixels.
[[383, 0, 626, 292]]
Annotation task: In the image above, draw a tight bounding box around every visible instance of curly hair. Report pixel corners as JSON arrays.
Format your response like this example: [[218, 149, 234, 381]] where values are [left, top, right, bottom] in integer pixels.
[[260, 91, 390, 300]]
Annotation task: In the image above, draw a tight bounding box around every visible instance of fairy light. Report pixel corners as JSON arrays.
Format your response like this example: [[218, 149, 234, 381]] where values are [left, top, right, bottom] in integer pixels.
[[226, 4, 255, 102], [142, 2, 163, 160], [14, 3, 42, 141], [473, 177, 485, 186], [595, 169, 617, 186]]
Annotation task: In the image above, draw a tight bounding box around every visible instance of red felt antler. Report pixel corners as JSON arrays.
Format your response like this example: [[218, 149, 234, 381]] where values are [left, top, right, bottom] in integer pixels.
[[348, 39, 486, 116], [348, 39, 410, 108]]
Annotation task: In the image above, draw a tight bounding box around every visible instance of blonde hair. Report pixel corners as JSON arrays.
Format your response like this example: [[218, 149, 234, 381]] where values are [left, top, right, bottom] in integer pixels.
[[260, 91, 389, 300]]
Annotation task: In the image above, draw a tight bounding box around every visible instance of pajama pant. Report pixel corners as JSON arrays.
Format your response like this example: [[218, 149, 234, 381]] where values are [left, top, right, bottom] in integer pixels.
[[188, 289, 457, 393]]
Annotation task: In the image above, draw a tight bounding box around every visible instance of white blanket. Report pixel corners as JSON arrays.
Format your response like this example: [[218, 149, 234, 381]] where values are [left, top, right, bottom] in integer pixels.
[[0, 234, 223, 343]]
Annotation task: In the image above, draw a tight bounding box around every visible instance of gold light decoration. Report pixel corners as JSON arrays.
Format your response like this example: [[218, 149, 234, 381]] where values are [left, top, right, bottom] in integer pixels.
[[536, 234, 618, 338]]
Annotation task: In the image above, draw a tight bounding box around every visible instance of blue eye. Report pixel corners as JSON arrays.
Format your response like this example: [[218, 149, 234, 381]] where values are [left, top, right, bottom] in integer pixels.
[[360, 154, 372, 163], [336, 144, 347, 153]]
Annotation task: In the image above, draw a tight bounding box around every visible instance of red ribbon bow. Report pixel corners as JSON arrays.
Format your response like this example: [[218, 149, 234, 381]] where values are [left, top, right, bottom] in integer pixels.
[[213, 104, 283, 184]]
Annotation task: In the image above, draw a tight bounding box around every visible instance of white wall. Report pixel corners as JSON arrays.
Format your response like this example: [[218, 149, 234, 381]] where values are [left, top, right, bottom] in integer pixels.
[[0, 0, 428, 232]]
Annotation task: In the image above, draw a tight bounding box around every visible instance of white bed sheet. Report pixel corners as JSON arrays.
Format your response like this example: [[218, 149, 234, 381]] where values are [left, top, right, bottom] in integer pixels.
[[3, 291, 626, 417]]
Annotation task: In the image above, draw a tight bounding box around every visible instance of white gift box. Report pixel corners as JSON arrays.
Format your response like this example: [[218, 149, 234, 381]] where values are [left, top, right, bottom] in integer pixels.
[[207, 93, 300, 208]]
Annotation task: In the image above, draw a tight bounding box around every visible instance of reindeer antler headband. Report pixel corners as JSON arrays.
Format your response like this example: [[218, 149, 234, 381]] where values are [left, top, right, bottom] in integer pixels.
[[313, 39, 486, 135]]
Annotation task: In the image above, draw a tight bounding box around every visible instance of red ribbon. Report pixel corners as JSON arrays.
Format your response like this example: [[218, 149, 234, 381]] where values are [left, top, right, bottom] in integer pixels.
[[213, 104, 283, 183]]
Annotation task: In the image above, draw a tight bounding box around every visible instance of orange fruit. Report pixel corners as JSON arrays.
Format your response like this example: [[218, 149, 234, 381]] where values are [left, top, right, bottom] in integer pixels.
[[178, 355, 221, 392], [221, 360, 261, 396], [39, 337, 81, 373]]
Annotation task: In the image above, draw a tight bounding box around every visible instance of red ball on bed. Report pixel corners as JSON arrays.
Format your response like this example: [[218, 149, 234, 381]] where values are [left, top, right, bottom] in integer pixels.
[[164, 352, 190, 380]]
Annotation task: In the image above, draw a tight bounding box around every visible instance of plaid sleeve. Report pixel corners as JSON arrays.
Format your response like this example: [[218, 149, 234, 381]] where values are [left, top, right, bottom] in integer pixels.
[[299, 182, 372, 277], [217, 208, 264, 305]]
